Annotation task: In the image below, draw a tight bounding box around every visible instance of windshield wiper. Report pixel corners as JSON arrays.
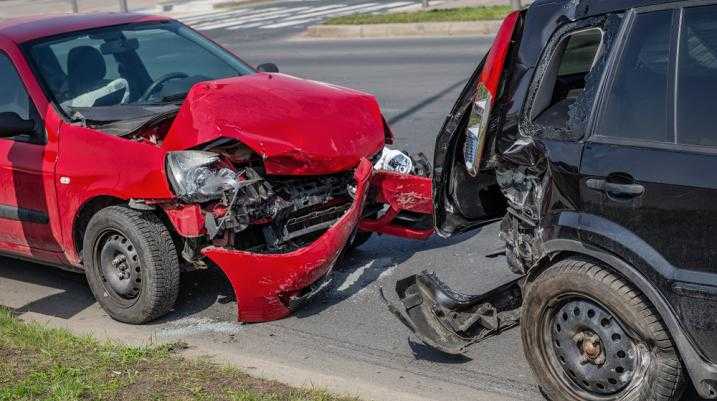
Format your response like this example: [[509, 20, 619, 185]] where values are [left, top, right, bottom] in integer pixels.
[[159, 93, 189, 103]]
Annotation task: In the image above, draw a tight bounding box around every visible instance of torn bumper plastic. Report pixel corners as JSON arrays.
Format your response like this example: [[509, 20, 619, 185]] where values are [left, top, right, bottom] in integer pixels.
[[382, 271, 523, 354], [359, 171, 434, 240], [202, 158, 372, 323]]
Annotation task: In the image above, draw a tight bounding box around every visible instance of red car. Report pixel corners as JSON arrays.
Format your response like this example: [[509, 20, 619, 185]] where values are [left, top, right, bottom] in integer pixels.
[[0, 13, 432, 324]]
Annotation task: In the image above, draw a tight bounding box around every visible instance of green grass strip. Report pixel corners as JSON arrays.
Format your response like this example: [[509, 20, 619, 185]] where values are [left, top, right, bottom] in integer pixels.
[[324, 6, 511, 25], [0, 308, 358, 401]]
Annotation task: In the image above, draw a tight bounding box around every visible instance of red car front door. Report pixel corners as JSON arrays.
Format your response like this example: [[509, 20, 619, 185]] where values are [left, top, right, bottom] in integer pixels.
[[0, 51, 61, 255]]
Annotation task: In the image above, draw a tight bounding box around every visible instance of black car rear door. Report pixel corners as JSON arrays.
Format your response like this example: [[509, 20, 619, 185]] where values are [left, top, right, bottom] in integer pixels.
[[580, 6, 717, 362]]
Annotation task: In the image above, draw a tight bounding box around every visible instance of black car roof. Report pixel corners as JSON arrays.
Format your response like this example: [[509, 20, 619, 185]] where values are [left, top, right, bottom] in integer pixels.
[[518, 0, 696, 69], [529, 0, 683, 17]]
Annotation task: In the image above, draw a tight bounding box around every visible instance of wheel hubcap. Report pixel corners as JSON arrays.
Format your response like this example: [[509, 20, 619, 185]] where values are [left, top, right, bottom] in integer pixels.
[[98, 232, 141, 302], [551, 299, 637, 395]]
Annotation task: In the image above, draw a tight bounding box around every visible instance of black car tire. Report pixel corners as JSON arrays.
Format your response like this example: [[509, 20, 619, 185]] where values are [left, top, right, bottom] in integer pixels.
[[521, 257, 686, 401], [83, 205, 180, 324]]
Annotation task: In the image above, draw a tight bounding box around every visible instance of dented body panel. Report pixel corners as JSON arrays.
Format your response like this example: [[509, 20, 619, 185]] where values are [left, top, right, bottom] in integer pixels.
[[358, 171, 433, 240], [203, 159, 372, 322], [0, 13, 435, 326], [163, 74, 385, 175], [393, 1, 717, 398]]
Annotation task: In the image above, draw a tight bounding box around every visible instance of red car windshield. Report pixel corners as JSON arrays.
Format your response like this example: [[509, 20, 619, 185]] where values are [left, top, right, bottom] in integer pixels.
[[24, 21, 254, 118]]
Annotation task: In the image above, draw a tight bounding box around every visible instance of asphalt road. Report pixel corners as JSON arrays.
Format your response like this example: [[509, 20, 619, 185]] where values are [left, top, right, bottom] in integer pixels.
[[0, 35, 705, 401]]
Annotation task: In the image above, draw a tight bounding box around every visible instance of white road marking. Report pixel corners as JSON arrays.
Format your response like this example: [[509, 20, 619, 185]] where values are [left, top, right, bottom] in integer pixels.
[[197, 8, 312, 30], [282, 3, 380, 21], [335, 257, 396, 301], [307, 2, 414, 20], [177, 1, 419, 31], [337, 260, 375, 292], [193, 7, 298, 30], [179, 9, 250, 24], [259, 17, 324, 29], [221, 7, 314, 29], [180, 7, 272, 24]]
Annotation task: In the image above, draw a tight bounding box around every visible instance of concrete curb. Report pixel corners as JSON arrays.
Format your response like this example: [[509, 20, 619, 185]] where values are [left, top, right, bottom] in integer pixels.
[[304, 20, 502, 39]]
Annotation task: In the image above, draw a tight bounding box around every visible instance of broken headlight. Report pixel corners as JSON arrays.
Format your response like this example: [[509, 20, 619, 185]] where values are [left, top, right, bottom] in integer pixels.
[[373, 147, 414, 174], [463, 83, 492, 177], [166, 151, 238, 203]]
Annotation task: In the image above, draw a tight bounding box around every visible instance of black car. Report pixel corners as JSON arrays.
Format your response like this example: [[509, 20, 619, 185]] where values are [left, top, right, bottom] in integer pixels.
[[385, 1, 717, 400]]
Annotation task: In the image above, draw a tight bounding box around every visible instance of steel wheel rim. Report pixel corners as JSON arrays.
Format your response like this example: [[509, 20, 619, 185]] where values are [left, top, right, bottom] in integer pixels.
[[539, 293, 644, 399], [94, 229, 142, 308]]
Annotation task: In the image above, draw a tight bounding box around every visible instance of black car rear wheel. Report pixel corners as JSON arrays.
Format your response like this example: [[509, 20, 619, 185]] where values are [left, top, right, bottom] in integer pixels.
[[83, 205, 180, 324], [522, 257, 686, 401]]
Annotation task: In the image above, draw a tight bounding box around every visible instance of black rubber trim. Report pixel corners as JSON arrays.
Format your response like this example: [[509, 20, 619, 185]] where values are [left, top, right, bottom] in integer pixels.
[[0, 204, 49, 224], [537, 238, 717, 399]]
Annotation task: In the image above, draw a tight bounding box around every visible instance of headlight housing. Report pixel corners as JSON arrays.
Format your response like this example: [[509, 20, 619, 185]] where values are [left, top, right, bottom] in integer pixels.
[[166, 151, 239, 203]]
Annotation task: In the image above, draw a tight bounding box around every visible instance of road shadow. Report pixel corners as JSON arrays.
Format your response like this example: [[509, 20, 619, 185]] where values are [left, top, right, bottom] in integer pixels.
[[0, 224, 487, 326], [0, 254, 235, 323], [407, 339, 473, 363], [0, 257, 94, 319], [293, 228, 489, 320]]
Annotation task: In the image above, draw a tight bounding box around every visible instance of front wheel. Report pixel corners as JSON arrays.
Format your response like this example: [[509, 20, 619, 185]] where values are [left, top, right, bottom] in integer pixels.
[[521, 257, 685, 401], [347, 231, 373, 250], [83, 205, 180, 324]]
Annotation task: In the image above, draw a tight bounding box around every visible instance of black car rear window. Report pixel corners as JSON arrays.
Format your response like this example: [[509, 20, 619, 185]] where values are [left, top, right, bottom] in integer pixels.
[[596, 11, 674, 143], [677, 5, 717, 147]]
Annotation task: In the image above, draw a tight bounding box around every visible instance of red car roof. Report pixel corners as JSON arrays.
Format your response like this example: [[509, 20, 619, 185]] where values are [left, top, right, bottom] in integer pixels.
[[0, 13, 171, 44]]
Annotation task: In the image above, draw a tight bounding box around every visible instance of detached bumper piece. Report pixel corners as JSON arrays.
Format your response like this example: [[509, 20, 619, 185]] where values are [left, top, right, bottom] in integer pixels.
[[203, 159, 373, 323], [359, 171, 433, 240], [382, 272, 523, 354]]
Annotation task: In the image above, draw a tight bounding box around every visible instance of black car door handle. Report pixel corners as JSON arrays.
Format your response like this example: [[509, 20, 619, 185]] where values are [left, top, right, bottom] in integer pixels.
[[586, 179, 645, 197]]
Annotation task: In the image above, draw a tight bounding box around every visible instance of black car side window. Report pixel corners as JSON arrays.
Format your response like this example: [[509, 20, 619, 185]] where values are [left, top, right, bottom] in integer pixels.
[[531, 28, 605, 133], [677, 5, 717, 147], [523, 14, 624, 141], [0, 54, 43, 144], [596, 11, 674, 143], [0, 54, 33, 121], [531, 28, 604, 126]]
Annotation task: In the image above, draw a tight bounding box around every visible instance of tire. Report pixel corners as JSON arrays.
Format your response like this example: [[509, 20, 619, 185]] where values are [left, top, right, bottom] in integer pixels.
[[521, 257, 685, 401], [83, 205, 180, 324], [348, 231, 373, 250]]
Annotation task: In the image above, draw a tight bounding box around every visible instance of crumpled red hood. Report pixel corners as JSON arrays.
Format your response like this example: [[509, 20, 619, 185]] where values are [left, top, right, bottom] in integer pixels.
[[163, 73, 385, 175]]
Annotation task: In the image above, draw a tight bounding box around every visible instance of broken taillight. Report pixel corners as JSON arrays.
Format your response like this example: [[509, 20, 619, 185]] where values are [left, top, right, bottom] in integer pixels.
[[463, 11, 520, 177]]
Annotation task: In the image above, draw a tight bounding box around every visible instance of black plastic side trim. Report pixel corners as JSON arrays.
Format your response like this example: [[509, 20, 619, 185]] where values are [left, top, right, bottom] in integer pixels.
[[0, 204, 49, 224]]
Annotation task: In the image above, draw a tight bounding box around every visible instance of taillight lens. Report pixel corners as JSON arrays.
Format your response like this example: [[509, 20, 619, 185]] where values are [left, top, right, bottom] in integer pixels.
[[463, 11, 520, 177], [463, 84, 493, 176]]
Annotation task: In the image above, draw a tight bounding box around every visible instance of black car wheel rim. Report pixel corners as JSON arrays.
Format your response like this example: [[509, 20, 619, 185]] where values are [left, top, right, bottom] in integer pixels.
[[549, 298, 638, 395], [96, 230, 142, 308]]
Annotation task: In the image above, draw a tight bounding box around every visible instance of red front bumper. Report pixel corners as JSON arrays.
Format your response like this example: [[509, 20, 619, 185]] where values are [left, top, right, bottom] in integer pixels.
[[358, 171, 434, 240], [202, 158, 373, 323]]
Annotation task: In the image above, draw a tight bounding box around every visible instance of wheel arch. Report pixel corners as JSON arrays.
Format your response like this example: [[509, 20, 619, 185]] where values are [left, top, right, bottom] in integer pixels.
[[529, 238, 717, 399], [71, 195, 126, 264]]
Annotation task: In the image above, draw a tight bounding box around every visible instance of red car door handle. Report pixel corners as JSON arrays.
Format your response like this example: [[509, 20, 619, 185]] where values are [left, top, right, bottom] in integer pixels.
[[586, 178, 645, 197]]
